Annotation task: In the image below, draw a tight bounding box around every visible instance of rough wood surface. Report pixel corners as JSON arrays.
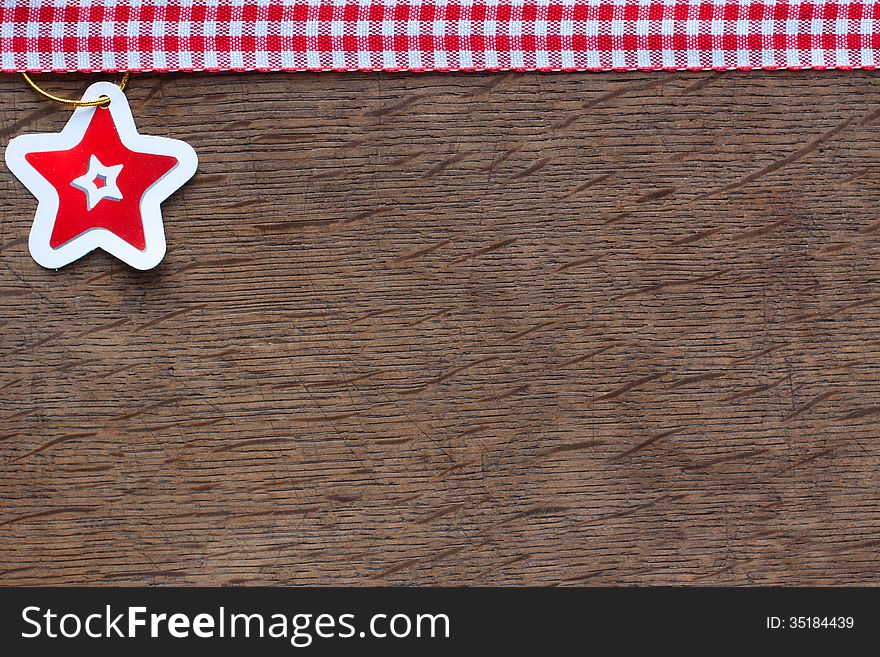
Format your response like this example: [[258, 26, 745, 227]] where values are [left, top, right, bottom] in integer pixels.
[[1, 71, 879, 586]]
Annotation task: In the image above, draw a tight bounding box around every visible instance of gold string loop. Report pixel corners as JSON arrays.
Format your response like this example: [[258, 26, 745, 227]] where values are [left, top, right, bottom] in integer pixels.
[[21, 72, 130, 108]]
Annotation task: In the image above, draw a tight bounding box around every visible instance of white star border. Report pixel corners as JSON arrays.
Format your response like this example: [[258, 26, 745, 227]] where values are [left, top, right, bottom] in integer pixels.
[[4, 81, 198, 271]]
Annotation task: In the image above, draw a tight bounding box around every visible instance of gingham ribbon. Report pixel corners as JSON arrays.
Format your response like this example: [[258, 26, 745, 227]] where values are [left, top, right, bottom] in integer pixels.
[[2, 1, 879, 74]]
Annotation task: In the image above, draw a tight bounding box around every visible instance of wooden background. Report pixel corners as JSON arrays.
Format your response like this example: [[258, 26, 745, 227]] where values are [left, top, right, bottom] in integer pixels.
[[1, 71, 879, 586]]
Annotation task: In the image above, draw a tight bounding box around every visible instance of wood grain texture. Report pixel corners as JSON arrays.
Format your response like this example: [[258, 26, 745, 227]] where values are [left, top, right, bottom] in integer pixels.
[[1, 71, 879, 586]]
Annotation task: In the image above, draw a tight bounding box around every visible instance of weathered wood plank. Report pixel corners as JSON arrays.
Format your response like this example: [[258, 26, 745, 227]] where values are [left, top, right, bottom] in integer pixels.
[[1, 70, 879, 585]]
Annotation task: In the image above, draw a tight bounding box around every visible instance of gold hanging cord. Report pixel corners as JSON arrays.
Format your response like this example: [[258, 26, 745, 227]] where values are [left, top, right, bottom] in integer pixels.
[[20, 72, 130, 108]]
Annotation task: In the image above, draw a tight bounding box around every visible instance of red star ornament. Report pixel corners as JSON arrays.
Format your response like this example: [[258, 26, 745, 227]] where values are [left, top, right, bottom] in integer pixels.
[[5, 81, 197, 270]]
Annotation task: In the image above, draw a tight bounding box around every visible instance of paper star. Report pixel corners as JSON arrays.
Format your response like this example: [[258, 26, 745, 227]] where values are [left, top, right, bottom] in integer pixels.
[[5, 81, 198, 270], [70, 154, 124, 211]]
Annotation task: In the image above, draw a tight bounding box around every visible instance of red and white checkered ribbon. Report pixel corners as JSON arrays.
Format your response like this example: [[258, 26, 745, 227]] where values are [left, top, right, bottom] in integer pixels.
[[2, 1, 879, 74]]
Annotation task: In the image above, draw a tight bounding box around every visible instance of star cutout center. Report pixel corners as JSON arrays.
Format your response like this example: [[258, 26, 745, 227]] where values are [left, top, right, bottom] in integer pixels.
[[71, 154, 124, 211]]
